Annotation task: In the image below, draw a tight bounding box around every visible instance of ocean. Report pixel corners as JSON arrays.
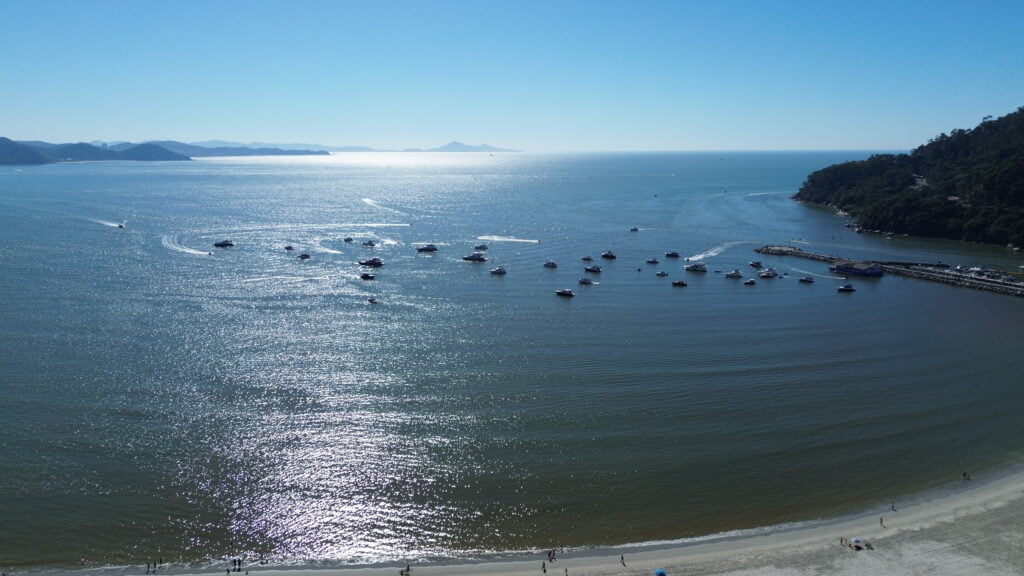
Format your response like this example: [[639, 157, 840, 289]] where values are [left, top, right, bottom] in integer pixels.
[[2, 152, 1023, 572]]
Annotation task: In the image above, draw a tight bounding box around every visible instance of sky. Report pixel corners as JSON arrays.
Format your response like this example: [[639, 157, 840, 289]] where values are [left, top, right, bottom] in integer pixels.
[[2, 0, 1023, 151]]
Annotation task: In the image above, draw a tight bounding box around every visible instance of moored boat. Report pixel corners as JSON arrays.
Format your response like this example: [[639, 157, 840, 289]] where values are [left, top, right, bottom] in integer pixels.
[[684, 261, 708, 272], [358, 257, 384, 267], [555, 288, 575, 297], [837, 284, 856, 292], [462, 252, 488, 262], [490, 267, 507, 275], [416, 244, 438, 253]]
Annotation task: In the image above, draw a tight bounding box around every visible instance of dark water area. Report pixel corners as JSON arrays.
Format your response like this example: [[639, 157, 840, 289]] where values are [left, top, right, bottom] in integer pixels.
[[2, 152, 1023, 571]]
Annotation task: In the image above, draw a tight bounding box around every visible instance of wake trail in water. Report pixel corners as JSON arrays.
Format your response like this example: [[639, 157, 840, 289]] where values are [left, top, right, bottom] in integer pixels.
[[315, 239, 344, 254], [688, 241, 748, 261], [362, 198, 407, 215], [477, 235, 541, 244], [86, 217, 124, 228], [161, 235, 212, 256]]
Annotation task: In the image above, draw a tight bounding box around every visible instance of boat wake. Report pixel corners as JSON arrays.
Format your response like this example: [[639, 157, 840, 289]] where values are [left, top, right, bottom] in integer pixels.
[[315, 239, 344, 254], [87, 218, 125, 228], [477, 235, 541, 244], [688, 241, 747, 261], [161, 235, 212, 256], [362, 198, 406, 215]]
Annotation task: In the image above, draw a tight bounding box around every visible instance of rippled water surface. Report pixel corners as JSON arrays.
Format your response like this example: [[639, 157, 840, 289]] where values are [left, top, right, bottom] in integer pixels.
[[2, 153, 1023, 571]]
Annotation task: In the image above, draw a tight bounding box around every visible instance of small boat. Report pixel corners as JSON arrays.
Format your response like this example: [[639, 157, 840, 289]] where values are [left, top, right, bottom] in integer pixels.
[[758, 268, 779, 279], [474, 244, 488, 251], [359, 257, 384, 267], [672, 280, 688, 287], [684, 262, 708, 272], [798, 276, 815, 283], [555, 288, 575, 297], [837, 284, 856, 292], [664, 251, 680, 258], [600, 251, 617, 259], [117, 223, 124, 229], [416, 244, 438, 253], [284, 245, 294, 251], [578, 277, 594, 285], [343, 237, 354, 243], [744, 279, 756, 285], [646, 258, 660, 264], [360, 273, 375, 280], [543, 261, 558, 268], [584, 265, 602, 273], [490, 267, 507, 275], [629, 227, 639, 232], [367, 297, 379, 304], [298, 253, 311, 260], [362, 240, 376, 247], [749, 261, 763, 269], [462, 252, 488, 262], [213, 240, 234, 248], [656, 271, 669, 277], [724, 269, 743, 279], [581, 256, 594, 262]]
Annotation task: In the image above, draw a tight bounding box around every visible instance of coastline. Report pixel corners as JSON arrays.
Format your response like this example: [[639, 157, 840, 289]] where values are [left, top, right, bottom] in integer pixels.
[[30, 468, 1024, 576]]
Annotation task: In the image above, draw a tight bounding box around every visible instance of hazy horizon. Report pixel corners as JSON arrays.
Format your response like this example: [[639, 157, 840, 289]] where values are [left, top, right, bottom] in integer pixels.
[[3, 0, 1023, 151]]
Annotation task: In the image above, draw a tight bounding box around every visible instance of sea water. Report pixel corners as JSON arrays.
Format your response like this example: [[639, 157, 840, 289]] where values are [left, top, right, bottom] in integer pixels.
[[2, 152, 1023, 571]]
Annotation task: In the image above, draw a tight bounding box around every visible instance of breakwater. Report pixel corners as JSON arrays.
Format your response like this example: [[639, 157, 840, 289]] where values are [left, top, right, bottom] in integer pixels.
[[756, 245, 1024, 297]]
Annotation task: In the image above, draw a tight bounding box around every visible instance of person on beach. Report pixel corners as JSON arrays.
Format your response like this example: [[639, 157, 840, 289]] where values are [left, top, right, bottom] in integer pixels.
[[880, 517, 885, 527], [542, 561, 546, 573], [621, 554, 626, 566], [891, 503, 896, 511]]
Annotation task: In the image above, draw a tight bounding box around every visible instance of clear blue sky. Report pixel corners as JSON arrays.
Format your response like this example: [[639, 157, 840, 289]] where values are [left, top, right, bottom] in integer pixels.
[[3, 0, 1023, 151]]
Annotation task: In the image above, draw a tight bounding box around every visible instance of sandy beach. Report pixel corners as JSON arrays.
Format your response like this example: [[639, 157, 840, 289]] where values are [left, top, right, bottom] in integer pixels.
[[116, 468, 1024, 576]]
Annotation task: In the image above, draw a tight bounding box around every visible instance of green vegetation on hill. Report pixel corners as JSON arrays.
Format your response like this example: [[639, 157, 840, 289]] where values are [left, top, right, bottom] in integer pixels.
[[794, 106, 1024, 246], [0, 137, 50, 165], [0, 138, 191, 164]]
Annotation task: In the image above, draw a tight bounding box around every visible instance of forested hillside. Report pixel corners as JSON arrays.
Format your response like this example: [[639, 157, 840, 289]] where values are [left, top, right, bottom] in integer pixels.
[[795, 107, 1024, 246]]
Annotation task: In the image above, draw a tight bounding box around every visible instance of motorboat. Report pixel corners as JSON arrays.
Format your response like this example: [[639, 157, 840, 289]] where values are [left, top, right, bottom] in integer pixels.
[[543, 261, 558, 268], [213, 240, 234, 248], [664, 251, 680, 258], [298, 253, 311, 260], [684, 262, 708, 272], [581, 256, 594, 262], [629, 227, 639, 232], [672, 280, 688, 287], [749, 261, 763, 269], [578, 277, 594, 285], [646, 258, 660, 264], [284, 245, 294, 251], [362, 240, 376, 247], [600, 251, 617, 259], [416, 244, 438, 253], [474, 244, 488, 251], [367, 297, 379, 304], [758, 268, 779, 279], [359, 257, 384, 267], [360, 273, 375, 280], [656, 271, 669, 277], [490, 267, 507, 275], [798, 276, 815, 283], [584, 265, 602, 273], [555, 288, 575, 297], [724, 269, 743, 279], [343, 237, 354, 243], [744, 279, 756, 285], [462, 252, 488, 262], [837, 284, 856, 292]]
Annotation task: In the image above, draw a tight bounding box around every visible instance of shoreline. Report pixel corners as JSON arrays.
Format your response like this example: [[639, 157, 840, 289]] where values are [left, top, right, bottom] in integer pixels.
[[25, 468, 1024, 576]]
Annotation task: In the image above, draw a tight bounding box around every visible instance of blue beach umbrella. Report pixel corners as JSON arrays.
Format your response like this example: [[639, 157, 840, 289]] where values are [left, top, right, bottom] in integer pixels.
[[654, 570, 667, 576]]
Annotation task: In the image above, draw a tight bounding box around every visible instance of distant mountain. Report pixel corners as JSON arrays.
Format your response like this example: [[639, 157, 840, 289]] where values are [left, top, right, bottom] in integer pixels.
[[2, 139, 190, 164], [409, 141, 518, 153], [0, 137, 50, 165], [148, 140, 329, 157]]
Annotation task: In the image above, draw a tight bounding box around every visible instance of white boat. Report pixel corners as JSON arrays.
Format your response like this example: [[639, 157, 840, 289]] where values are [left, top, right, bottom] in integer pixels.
[[725, 269, 743, 279], [685, 262, 708, 272], [584, 265, 602, 273], [462, 252, 488, 262], [646, 258, 660, 264], [758, 268, 778, 279], [798, 276, 815, 283], [555, 288, 575, 297], [578, 277, 594, 285], [362, 240, 376, 247], [543, 261, 558, 268], [474, 244, 488, 251], [656, 271, 669, 277], [837, 284, 856, 292], [672, 280, 688, 287], [360, 273, 375, 280], [358, 257, 384, 267], [749, 261, 763, 268], [490, 267, 507, 275], [664, 251, 681, 258], [600, 251, 617, 259], [416, 244, 438, 253], [581, 256, 594, 261], [744, 279, 756, 285]]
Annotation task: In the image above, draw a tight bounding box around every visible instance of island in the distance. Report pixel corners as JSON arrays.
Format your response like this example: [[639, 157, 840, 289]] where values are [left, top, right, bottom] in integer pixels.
[[405, 141, 519, 153], [793, 105, 1024, 248]]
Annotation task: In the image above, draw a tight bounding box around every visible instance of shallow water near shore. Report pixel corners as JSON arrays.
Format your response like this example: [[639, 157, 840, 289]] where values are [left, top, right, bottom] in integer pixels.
[[2, 152, 1024, 572]]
